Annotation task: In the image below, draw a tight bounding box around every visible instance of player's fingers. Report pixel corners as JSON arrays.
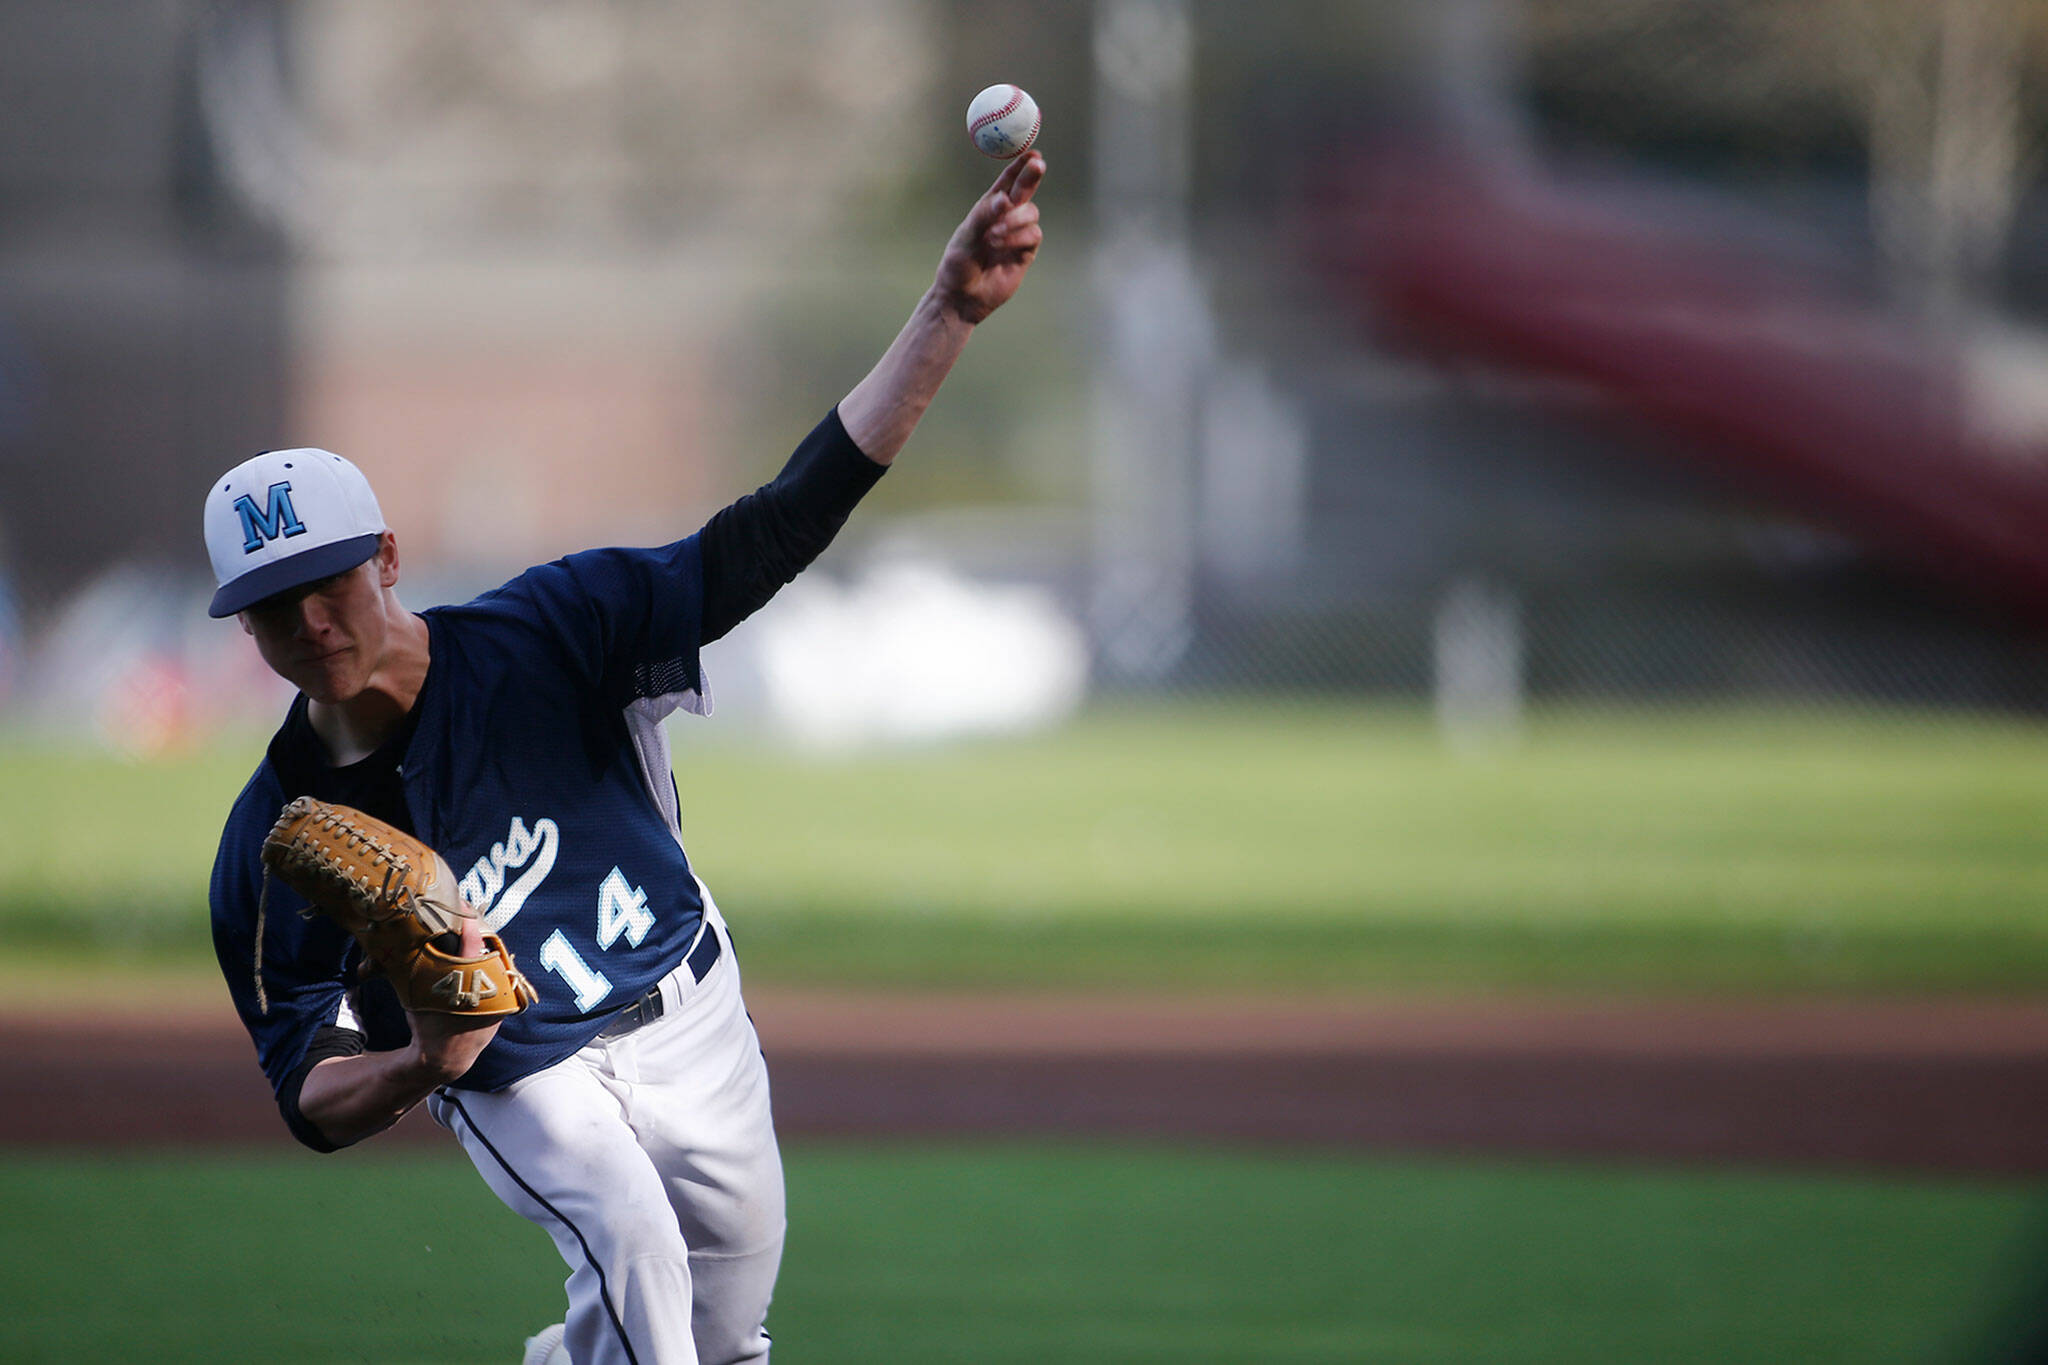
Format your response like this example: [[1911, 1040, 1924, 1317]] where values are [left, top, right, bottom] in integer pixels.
[[989, 152, 1031, 200], [967, 188, 1010, 235], [1007, 152, 1046, 207], [975, 155, 1043, 228], [1000, 223, 1044, 254], [985, 200, 1038, 247]]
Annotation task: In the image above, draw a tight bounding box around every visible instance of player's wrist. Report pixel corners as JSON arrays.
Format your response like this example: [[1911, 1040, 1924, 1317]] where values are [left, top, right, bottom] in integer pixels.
[[400, 1034, 473, 1088], [923, 281, 986, 329], [395, 1042, 445, 1089]]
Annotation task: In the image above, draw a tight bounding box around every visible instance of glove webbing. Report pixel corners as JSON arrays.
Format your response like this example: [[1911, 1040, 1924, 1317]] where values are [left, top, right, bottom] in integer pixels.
[[252, 803, 425, 1018]]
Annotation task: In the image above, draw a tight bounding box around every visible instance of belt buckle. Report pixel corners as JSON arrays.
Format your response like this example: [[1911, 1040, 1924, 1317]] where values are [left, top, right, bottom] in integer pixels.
[[597, 926, 718, 1039], [599, 985, 663, 1039]]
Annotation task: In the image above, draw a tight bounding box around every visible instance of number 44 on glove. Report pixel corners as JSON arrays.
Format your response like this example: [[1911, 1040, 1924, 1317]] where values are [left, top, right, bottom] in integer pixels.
[[263, 796, 539, 1016]]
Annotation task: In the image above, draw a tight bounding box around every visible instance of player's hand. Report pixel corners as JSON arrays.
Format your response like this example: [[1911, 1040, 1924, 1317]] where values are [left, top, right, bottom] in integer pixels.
[[405, 914, 502, 1083], [933, 151, 1045, 324]]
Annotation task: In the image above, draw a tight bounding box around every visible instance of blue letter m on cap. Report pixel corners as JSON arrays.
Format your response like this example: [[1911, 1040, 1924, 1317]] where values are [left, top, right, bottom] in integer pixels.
[[234, 481, 308, 553]]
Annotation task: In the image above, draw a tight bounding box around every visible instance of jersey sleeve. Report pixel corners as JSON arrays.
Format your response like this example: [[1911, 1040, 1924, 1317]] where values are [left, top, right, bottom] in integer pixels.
[[465, 407, 884, 709], [477, 535, 710, 711], [209, 768, 372, 1149]]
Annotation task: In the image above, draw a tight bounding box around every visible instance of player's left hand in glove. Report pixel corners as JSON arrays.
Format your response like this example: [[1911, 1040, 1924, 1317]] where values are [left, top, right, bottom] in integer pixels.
[[262, 796, 539, 1017]]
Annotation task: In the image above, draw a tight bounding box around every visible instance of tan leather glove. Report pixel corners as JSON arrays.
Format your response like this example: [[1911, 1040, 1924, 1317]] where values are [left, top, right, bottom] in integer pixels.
[[262, 796, 538, 1017]]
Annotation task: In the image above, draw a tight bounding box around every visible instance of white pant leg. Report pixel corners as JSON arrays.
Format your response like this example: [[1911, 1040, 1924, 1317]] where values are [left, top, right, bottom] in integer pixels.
[[432, 916, 784, 1365], [613, 916, 784, 1364], [434, 1059, 702, 1365]]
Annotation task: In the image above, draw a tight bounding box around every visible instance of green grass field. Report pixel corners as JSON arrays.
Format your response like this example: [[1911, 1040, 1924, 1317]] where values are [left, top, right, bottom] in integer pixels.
[[5, 701, 2046, 991], [0, 1141, 2038, 1364], [5, 703, 2045, 1364]]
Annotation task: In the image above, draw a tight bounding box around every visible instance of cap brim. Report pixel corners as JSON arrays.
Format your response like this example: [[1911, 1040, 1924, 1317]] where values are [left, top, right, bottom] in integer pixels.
[[208, 534, 382, 618]]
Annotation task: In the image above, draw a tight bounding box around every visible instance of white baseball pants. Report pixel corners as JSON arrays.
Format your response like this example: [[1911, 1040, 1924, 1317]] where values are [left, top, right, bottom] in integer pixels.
[[431, 912, 786, 1365]]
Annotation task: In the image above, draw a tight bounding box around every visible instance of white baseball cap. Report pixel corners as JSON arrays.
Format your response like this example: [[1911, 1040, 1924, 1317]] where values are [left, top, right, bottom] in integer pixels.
[[203, 448, 388, 618]]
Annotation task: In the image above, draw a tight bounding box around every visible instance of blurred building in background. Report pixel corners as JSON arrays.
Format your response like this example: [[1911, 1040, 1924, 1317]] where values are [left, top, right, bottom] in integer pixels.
[[3, 0, 2046, 750]]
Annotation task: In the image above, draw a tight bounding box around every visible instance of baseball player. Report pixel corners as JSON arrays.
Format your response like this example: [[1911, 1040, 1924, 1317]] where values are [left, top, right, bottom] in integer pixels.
[[204, 151, 1046, 1365]]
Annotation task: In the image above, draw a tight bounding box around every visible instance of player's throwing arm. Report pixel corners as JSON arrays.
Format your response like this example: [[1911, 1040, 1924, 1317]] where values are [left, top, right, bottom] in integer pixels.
[[836, 142, 1046, 463]]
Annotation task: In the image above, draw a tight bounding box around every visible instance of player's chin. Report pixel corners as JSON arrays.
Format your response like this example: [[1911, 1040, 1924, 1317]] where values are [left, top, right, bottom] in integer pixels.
[[293, 658, 366, 705]]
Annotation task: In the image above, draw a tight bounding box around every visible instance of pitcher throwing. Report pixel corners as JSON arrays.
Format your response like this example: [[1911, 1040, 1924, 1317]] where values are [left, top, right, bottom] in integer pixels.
[[205, 151, 1046, 1364]]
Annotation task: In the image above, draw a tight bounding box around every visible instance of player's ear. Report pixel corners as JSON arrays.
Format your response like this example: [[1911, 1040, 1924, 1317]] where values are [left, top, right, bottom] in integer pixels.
[[375, 531, 400, 589], [237, 611, 255, 637]]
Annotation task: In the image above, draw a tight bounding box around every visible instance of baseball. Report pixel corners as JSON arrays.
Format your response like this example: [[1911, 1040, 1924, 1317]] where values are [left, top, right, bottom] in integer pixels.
[[966, 83, 1041, 160]]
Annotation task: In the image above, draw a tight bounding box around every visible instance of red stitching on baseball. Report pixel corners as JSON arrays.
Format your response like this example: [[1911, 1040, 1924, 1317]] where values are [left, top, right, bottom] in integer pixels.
[[970, 87, 1024, 136]]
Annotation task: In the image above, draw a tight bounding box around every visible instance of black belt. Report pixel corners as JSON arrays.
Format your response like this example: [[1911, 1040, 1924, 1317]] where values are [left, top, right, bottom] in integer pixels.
[[597, 924, 722, 1038]]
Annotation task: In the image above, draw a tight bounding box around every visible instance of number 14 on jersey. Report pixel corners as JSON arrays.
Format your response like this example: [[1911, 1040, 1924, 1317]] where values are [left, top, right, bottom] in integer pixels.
[[537, 867, 655, 1011]]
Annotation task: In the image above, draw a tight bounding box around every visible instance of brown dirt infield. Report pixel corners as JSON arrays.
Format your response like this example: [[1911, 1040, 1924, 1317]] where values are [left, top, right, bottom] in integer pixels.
[[7, 990, 2048, 1174]]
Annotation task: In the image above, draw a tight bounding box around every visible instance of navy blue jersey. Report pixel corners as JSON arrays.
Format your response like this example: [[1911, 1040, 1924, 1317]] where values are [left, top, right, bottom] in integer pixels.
[[213, 536, 720, 1096]]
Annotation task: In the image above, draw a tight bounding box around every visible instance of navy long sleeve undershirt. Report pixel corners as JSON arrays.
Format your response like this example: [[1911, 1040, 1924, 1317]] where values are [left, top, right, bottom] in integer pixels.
[[698, 406, 886, 645]]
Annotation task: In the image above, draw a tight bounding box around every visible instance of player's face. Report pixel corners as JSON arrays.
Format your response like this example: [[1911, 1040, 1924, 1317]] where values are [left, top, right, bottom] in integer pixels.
[[239, 541, 397, 703]]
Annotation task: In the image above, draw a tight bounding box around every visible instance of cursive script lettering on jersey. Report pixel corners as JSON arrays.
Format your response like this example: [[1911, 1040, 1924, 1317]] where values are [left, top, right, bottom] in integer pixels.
[[459, 816, 561, 932]]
